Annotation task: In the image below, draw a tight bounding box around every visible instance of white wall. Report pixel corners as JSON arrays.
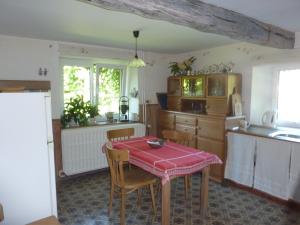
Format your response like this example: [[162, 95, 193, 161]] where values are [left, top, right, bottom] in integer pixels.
[[0, 35, 61, 118], [251, 66, 277, 125], [59, 42, 171, 105], [0, 35, 170, 119], [171, 42, 300, 122]]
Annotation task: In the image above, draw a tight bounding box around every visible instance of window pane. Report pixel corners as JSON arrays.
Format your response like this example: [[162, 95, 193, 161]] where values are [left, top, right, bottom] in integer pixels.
[[63, 66, 90, 103], [278, 69, 300, 124], [96, 67, 122, 115]]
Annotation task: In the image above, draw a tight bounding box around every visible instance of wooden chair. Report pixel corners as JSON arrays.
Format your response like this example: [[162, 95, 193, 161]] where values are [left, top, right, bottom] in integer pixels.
[[161, 129, 194, 198], [0, 203, 3, 222], [27, 216, 61, 225], [105, 144, 157, 225], [107, 128, 134, 141], [0, 203, 60, 225]]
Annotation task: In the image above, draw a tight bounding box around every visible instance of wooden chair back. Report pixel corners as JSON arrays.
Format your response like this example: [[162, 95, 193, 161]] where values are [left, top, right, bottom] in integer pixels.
[[107, 128, 134, 141], [105, 144, 129, 188], [162, 129, 193, 146]]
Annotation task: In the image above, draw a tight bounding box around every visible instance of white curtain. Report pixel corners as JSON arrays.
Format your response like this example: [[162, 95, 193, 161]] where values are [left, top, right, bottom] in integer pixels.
[[254, 137, 291, 200], [225, 133, 256, 187], [289, 143, 300, 203]]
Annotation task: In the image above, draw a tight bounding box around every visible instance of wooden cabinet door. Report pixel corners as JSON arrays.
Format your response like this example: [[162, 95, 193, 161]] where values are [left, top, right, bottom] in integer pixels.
[[197, 137, 224, 182], [197, 117, 224, 141], [167, 77, 181, 96], [167, 96, 181, 111], [158, 111, 175, 135], [206, 98, 229, 115]]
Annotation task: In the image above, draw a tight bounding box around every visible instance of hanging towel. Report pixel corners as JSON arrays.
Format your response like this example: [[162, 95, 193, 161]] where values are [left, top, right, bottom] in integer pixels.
[[288, 143, 300, 203], [225, 132, 256, 187], [254, 137, 291, 200]]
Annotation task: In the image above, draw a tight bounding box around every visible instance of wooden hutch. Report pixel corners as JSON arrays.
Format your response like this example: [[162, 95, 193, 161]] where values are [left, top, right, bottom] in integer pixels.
[[159, 73, 243, 182]]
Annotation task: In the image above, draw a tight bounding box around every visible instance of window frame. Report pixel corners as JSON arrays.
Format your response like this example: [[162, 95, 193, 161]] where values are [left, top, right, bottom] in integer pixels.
[[93, 64, 126, 114], [61, 58, 128, 116]]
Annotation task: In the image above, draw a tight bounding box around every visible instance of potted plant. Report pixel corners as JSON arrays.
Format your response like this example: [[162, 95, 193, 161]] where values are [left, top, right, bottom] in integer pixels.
[[86, 101, 99, 124], [61, 95, 91, 127], [169, 56, 196, 76]]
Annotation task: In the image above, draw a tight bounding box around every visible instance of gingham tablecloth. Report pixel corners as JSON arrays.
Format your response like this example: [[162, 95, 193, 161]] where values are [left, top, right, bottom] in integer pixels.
[[109, 136, 222, 185]]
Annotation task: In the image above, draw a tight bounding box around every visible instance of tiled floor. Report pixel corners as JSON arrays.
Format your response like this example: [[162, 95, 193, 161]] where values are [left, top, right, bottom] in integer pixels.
[[57, 171, 299, 225]]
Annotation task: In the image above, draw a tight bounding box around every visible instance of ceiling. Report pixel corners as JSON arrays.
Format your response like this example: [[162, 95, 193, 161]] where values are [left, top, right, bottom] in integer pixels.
[[0, 0, 299, 54]]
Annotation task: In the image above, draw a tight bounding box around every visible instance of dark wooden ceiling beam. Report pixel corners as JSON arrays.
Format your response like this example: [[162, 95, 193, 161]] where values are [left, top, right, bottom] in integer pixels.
[[79, 0, 295, 49]]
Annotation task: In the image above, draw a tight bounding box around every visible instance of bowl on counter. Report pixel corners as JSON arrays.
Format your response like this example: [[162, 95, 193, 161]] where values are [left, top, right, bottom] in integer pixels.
[[147, 139, 164, 149]]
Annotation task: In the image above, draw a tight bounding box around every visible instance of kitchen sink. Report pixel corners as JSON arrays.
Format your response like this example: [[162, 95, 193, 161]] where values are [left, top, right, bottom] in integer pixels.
[[269, 131, 300, 140]]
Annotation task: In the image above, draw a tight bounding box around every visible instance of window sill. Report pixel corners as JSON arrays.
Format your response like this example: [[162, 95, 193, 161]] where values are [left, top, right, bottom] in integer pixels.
[[62, 120, 141, 130]]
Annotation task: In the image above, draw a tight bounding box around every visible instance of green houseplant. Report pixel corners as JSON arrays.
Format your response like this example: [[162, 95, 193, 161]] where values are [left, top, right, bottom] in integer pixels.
[[169, 56, 196, 75], [61, 95, 99, 127]]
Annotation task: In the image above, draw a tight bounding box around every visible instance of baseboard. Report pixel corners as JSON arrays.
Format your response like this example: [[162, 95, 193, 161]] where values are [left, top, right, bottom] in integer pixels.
[[224, 179, 300, 210]]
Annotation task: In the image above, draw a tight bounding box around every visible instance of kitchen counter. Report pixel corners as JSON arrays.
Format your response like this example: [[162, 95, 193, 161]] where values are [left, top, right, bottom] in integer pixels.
[[228, 125, 300, 143]]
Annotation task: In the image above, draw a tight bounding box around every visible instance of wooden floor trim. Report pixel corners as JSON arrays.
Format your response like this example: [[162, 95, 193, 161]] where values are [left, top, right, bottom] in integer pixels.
[[224, 179, 300, 211]]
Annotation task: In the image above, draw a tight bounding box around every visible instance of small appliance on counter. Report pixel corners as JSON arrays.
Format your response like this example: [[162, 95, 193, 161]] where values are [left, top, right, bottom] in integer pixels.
[[119, 96, 129, 122], [262, 110, 277, 128]]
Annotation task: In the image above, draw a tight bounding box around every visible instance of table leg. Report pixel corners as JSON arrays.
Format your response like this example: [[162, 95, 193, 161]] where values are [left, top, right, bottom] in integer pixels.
[[162, 180, 171, 225], [200, 166, 209, 217]]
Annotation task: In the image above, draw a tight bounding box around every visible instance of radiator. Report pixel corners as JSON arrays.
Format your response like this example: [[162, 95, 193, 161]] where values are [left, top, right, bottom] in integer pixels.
[[62, 123, 146, 176]]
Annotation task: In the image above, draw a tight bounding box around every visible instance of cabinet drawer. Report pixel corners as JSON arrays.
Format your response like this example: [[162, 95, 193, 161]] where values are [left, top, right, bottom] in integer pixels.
[[176, 115, 197, 126], [176, 124, 196, 135], [197, 118, 224, 140], [197, 137, 224, 181]]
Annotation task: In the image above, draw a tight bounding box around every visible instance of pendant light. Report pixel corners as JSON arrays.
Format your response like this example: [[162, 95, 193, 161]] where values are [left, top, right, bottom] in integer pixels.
[[128, 30, 146, 68]]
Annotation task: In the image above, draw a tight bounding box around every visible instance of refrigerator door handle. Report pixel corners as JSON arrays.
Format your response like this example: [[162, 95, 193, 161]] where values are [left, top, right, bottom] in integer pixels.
[[44, 94, 54, 144]]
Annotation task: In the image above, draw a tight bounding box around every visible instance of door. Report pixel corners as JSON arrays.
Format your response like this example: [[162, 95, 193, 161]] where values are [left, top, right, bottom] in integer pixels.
[[0, 93, 57, 224]]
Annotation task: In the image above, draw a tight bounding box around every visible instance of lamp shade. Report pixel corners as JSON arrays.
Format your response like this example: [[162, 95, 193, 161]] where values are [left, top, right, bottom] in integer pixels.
[[129, 57, 146, 68], [128, 30, 146, 68]]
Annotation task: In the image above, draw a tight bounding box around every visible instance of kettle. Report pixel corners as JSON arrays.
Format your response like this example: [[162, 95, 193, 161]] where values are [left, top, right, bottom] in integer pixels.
[[261, 110, 277, 128]]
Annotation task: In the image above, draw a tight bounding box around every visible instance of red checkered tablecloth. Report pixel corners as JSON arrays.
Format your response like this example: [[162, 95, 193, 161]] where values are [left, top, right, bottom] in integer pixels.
[[108, 136, 222, 185]]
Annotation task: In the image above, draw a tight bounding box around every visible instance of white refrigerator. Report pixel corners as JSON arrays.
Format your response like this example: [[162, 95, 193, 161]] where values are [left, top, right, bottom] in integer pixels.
[[0, 92, 57, 225]]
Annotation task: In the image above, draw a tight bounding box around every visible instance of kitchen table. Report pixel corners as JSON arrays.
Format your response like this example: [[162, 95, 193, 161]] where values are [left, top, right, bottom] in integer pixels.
[[109, 136, 222, 225]]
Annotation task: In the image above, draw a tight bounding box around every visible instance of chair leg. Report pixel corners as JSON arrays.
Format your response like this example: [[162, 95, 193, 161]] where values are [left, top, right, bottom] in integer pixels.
[[149, 184, 157, 216], [109, 182, 114, 215], [184, 176, 190, 199], [137, 189, 141, 207], [121, 189, 126, 225]]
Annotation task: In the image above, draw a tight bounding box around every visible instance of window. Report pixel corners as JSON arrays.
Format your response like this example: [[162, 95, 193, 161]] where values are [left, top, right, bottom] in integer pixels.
[[63, 66, 91, 103], [63, 64, 125, 116], [277, 69, 300, 127], [93, 66, 123, 115]]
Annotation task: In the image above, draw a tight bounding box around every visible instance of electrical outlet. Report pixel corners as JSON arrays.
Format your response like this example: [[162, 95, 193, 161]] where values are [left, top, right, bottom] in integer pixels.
[[147, 124, 151, 128]]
